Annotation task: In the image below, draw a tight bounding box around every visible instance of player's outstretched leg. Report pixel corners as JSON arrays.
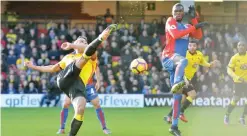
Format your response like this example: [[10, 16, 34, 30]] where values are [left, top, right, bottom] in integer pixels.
[[239, 101, 247, 126], [69, 96, 87, 136], [171, 57, 188, 93], [169, 94, 182, 136], [76, 24, 117, 68], [57, 96, 71, 134]]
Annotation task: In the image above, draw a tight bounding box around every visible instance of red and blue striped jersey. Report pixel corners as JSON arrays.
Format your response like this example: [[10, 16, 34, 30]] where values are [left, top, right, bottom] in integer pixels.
[[162, 17, 203, 58]]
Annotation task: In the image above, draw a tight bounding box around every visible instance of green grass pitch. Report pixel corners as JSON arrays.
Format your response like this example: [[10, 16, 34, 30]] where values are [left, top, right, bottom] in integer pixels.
[[2, 107, 247, 136]]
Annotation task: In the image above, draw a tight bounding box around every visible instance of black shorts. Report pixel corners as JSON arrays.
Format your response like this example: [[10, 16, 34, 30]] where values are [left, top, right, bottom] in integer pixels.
[[57, 61, 86, 100], [182, 84, 195, 96], [233, 83, 247, 96]]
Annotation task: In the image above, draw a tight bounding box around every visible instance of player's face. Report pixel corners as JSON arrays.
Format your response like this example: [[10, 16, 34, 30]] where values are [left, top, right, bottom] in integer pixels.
[[188, 43, 197, 53], [74, 38, 88, 53], [172, 5, 184, 21], [237, 43, 246, 54]]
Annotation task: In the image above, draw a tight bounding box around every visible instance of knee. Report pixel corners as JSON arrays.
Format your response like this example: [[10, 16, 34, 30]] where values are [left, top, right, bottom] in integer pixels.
[[189, 91, 197, 99], [180, 58, 188, 66], [63, 102, 70, 108], [76, 103, 85, 114], [93, 102, 101, 109]]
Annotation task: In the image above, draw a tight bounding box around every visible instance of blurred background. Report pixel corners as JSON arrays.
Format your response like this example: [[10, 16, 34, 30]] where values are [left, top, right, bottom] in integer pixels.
[[1, 0, 247, 104]]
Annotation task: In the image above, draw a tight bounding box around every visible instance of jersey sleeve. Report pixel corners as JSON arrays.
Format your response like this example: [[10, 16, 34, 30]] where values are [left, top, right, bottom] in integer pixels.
[[228, 56, 236, 69], [189, 18, 203, 39], [166, 17, 196, 39], [58, 56, 67, 69], [227, 55, 239, 80], [199, 52, 211, 67]]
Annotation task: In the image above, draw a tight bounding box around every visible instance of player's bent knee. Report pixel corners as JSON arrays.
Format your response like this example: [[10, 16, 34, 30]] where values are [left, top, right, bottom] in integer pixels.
[[91, 98, 101, 109], [76, 104, 85, 114], [63, 102, 71, 108], [180, 58, 188, 66], [188, 90, 197, 99]]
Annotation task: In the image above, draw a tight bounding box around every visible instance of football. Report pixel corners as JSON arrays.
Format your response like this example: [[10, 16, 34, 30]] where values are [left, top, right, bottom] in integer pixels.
[[130, 58, 148, 74]]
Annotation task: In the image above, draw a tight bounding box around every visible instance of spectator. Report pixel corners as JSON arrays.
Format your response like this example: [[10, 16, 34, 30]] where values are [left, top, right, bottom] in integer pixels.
[[7, 49, 17, 65], [6, 29, 17, 44], [58, 23, 68, 36], [16, 53, 29, 70], [37, 53, 50, 66], [39, 78, 49, 94], [7, 83, 18, 94], [139, 30, 152, 46], [27, 29, 37, 44], [149, 19, 158, 35], [48, 44, 60, 62], [17, 28, 27, 42], [38, 33, 49, 46], [104, 8, 114, 24], [27, 82, 39, 94]]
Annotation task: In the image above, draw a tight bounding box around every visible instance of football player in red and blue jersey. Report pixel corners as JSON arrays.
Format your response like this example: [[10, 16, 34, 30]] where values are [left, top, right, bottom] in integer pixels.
[[162, 3, 208, 136]]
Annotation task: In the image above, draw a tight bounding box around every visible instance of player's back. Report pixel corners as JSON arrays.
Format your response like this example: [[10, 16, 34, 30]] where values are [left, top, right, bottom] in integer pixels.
[[163, 17, 190, 58]]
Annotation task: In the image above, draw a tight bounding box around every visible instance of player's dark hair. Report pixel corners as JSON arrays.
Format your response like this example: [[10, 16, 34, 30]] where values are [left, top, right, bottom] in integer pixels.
[[77, 36, 88, 43], [173, 3, 184, 10], [238, 41, 247, 46], [189, 38, 199, 44]]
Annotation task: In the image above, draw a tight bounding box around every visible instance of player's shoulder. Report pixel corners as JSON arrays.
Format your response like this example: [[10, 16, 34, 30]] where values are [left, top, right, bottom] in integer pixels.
[[62, 53, 75, 60], [167, 17, 176, 23], [196, 50, 203, 56], [231, 53, 240, 59]]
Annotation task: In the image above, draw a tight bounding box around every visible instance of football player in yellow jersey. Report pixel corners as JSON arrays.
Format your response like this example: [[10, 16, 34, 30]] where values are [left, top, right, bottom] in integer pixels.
[[165, 38, 218, 123], [224, 41, 247, 126], [25, 24, 117, 136], [55, 37, 111, 135]]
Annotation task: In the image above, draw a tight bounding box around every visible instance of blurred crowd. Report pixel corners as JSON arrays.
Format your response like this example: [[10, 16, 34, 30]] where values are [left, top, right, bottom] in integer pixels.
[[1, 12, 247, 96]]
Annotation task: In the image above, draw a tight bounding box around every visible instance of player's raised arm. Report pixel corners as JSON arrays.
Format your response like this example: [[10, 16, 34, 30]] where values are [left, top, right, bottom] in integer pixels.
[[25, 61, 61, 73], [166, 17, 196, 39], [188, 6, 203, 39]]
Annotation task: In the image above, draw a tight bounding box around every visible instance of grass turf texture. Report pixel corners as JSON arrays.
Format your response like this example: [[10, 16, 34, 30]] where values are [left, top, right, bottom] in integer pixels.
[[2, 107, 247, 136]]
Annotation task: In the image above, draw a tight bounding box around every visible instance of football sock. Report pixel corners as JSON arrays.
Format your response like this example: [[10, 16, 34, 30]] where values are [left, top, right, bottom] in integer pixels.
[[174, 58, 188, 84], [60, 108, 69, 129], [171, 94, 182, 128], [226, 100, 237, 115], [168, 109, 173, 117], [96, 108, 107, 129], [69, 115, 84, 136], [181, 96, 193, 113], [84, 39, 102, 57]]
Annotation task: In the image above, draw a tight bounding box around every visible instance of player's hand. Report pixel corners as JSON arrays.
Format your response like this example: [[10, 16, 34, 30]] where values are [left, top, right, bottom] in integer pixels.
[[95, 81, 100, 91], [195, 22, 209, 29], [188, 5, 196, 18], [210, 60, 220, 68], [24, 61, 34, 68], [61, 42, 72, 50]]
